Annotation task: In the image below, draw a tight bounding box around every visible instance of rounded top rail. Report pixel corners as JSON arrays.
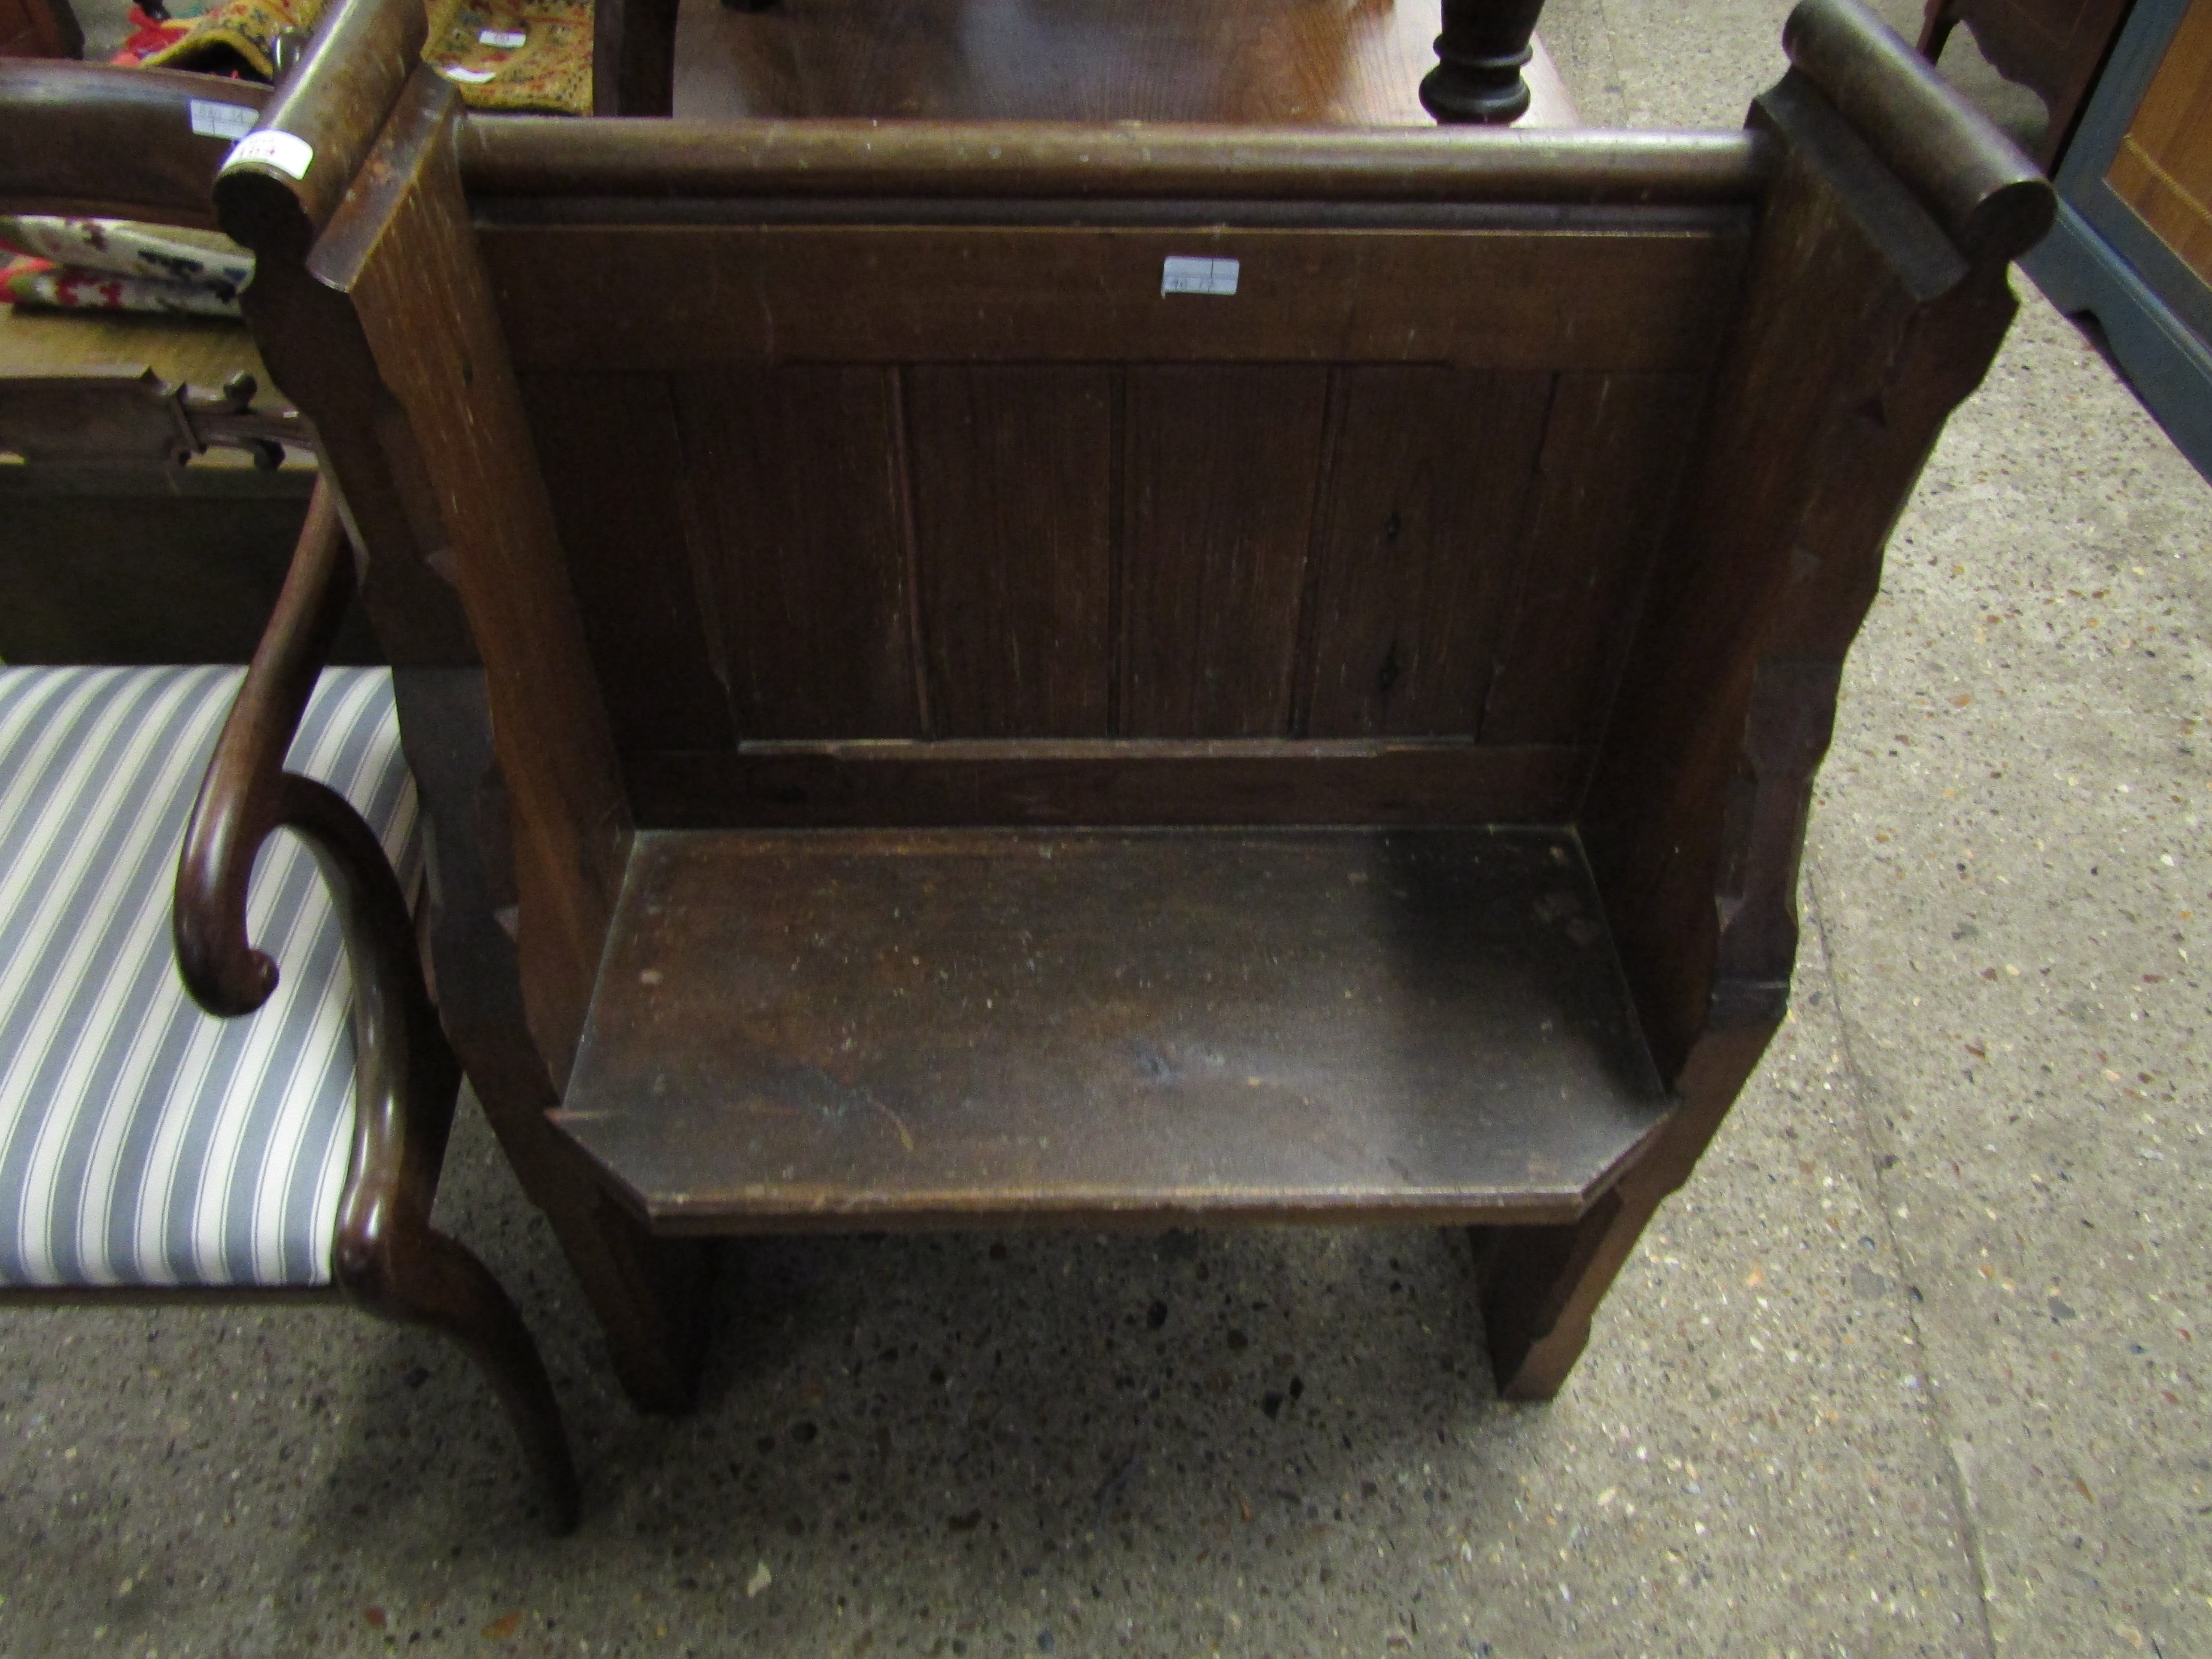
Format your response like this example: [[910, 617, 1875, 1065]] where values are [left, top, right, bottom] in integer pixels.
[[213, 0, 428, 253], [0, 63, 263, 228], [1782, 0, 2054, 261], [458, 121, 1772, 206]]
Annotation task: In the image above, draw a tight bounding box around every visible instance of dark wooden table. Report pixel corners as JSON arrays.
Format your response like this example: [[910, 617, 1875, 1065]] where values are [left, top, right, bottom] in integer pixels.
[[604, 0, 1574, 125]]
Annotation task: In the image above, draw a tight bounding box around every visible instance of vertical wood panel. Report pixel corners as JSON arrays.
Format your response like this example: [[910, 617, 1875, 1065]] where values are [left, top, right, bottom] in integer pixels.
[[1120, 366, 1331, 737], [675, 366, 924, 739], [519, 372, 736, 754], [1478, 372, 1707, 747], [1302, 367, 1553, 737], [907, 366, 1115, 737]]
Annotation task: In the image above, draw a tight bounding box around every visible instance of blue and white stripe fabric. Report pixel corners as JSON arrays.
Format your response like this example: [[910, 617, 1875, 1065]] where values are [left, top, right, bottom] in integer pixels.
[[0, 667, 419, 1288]]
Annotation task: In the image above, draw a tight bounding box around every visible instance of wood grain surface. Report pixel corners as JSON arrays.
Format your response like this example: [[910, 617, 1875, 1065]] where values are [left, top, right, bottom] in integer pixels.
[[559, 827, 1669, 1230]]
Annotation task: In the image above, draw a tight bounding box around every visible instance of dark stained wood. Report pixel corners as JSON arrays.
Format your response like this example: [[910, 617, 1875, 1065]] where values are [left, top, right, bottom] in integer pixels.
[[517, 373, 735, 753], [213, 0, 429, 247], [478, 224, 1752, 376], [1477, 372, 1708, 746], [907, 368, 1115, 738], [1302, 367, 1553, 738], [0, 469, 390, 667], [461, 119, 1767, 206], [0, 370, 304, 471], [189, 23, 698, 1416], [394, 668, 714, 1415], [672, 367, 924, 739], [1584, 70, 2026, 1088], [662, 0, 1575, 126], [310, 70, 632, 1088], [0, 0, 83, 59], [558, 828, 1670, 1231], [627, 738, 1590, 826], [0, 63, 258, 228], [1786, 0, 2054, 259], [1120, 367, 1330, 738], [595, 0, 680, 113], [1496, 52, 2047, 1401], [1425, 0, 1549, 123], [166, 482, 578, 1531], [182, 0, 2051, 1410]]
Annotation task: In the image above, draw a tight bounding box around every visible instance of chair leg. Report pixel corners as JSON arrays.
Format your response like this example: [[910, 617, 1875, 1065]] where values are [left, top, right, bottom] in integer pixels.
[[378, 1227, 583, 1535]]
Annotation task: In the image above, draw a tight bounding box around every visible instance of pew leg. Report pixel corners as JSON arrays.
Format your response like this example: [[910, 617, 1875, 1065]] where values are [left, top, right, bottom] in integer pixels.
[[1476, 1019, 1779, 1399], [396, 668, 711, 1415], [462, 1036, 714, 1416], [1421, 0, 1548, 124]]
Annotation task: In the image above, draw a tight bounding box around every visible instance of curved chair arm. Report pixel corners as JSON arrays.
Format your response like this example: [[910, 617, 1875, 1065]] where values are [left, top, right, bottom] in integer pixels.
[[174, 478, 369, 1015], [172, 483, 580, 1529]]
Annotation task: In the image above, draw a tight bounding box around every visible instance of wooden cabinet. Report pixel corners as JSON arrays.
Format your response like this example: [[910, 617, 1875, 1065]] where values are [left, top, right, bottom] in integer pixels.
[[2029, 0, 2212, 480], [2102, 0, 2212, 282]]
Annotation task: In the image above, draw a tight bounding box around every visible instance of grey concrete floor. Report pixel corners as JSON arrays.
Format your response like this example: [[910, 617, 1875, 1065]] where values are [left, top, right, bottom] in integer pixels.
[[7, 1, 2211, 1655]]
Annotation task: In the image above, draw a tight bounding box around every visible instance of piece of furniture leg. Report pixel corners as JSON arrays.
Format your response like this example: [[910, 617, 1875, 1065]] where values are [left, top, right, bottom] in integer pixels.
[[394, 667, 712, 1414], [593, 0, 681, 113], [1422, 0, 1549, 123], [362, 1221, 582, 1529]]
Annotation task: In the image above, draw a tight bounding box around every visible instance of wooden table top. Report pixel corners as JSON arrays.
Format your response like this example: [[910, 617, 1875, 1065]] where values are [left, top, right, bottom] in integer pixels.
[[672, 0, 1575, 126]]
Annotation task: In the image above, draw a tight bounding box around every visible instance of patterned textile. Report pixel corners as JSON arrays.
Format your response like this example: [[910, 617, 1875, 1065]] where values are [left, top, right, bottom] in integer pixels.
[[139, 0, 315, 79], [143, 0, 592, 114], [0, 667, 419, 1288], [0, 257, 242, 317], [422, 0, 594, 115], [0, 216, 252, 295], [0, 217, 252, 318]]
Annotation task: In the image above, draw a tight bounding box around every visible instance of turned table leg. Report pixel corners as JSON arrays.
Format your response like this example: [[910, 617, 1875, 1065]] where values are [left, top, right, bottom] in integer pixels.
[[1421, 0, 1548, 123]]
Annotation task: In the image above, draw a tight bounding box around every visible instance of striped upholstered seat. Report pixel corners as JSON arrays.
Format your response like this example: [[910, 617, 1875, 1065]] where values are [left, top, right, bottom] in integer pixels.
[[0, 665, 417, 1288]]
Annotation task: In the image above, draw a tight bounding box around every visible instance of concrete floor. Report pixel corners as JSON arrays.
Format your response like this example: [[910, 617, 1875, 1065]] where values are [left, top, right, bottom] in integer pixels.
[[7, 0, 2210, 1654]]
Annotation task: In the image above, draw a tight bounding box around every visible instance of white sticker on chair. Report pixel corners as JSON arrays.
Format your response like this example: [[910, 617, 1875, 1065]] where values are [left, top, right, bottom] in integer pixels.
[[223, 130, 313, 180], [479, 27, 527, 46], [1161, 255, 1239, 296], [189, 99, 259, 140]]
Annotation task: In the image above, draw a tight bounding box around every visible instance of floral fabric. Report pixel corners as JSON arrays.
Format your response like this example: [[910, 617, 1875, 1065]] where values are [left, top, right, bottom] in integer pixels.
[[143, 0, 592, 114], [0, 218, 251, 317]]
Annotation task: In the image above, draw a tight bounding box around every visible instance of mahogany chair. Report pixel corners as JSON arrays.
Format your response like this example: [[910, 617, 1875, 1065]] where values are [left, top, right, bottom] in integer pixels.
[[0, 469, 579, 1531], [0, 474, 579, 1532], [0, 56, 712, 1425], [0, 69, 581, 1522]]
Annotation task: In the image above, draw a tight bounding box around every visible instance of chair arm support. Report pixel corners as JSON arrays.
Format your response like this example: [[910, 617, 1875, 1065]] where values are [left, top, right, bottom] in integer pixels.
[[174, 477, 370, 1016]]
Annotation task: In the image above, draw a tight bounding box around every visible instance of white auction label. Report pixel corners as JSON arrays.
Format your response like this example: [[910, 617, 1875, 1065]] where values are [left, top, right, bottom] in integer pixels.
[[1161, 255, 1239, 296], [441, 64, 497, 82], [188, 99, 258, 140], [479, 27, 527, 46], [224, 129, 313, 180]]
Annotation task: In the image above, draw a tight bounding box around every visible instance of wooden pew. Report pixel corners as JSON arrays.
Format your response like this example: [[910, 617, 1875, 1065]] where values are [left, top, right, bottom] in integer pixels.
[[202, 0, 2051, 1405]]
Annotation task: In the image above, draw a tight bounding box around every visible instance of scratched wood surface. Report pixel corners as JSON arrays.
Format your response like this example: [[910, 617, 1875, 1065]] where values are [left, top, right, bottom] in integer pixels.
[[559, 826, 1671, 1230]]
